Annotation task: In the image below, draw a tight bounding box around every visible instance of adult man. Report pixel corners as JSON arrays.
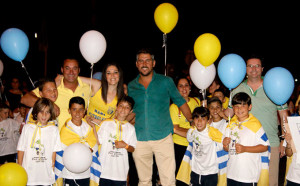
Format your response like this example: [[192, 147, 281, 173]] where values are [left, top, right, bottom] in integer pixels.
[[128, 48, 192, 186], [227, 54, 288, 186], [21, 58, 91, 131]]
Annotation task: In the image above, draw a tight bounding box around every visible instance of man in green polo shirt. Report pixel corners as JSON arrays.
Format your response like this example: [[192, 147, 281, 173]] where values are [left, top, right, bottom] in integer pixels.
[[227, 54, 288, 186], [128, 48, 192, 186]]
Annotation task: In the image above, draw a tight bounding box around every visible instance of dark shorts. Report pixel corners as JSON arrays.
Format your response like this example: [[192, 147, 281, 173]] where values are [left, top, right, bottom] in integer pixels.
[[64, 178, 90, 186], [0, 153, 17, 164], [190, 171, 218, 186], [100, 178, 127, 186], [227, 178, 257, 186]]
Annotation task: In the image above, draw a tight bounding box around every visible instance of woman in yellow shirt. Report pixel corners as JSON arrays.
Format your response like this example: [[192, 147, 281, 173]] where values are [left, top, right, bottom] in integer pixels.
[[86, 62, 125, 123], [169, 76, 201, 185]]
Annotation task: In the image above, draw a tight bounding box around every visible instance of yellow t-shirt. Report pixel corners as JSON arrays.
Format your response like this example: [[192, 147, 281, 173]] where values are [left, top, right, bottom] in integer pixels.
[[170, 97, 201, 146], [223, 96, 229, 109], [33, 77, 91, 131], [87, 88, 118, 121]]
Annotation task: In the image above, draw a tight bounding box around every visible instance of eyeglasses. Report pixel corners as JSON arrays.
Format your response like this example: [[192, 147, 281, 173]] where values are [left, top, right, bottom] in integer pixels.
[[247, 64, 261, 68], [137, 59, 152, 64]]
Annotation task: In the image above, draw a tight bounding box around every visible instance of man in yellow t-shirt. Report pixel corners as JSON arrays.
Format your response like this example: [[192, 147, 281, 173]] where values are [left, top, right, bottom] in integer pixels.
[[21, 58, 91, 131]]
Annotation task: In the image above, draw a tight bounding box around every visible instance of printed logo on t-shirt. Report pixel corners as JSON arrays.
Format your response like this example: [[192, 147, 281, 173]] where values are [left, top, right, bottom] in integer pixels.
[[107, 132, 124, 158], [0, 128, 7, 140], [31, 139, 47, 162], [107, 106, 115, 115], [229, 131, 240, 155]]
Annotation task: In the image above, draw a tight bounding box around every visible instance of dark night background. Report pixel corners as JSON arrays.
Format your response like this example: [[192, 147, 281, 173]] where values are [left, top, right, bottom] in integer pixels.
[[0, 0, 299, 90]]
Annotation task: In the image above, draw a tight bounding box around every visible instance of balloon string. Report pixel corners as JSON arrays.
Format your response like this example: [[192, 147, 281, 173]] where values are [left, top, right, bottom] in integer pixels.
[[20, 61, 35, 89], [228, 89, 232, 124], [0, 78, 7, 101], [162, 33, 167, 76], [200, 89, 206, 107], [88, 63, 94, 108]]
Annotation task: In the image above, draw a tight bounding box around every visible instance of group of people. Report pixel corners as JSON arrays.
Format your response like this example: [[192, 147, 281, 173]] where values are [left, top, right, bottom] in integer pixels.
[[0, 48, 298, 186]]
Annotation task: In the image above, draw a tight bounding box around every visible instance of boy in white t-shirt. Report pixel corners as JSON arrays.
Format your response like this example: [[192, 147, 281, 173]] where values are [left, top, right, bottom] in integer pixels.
[[87, 95, 137, 186], [186, 106, 223, 186], [57, 96, 99, 186], [207, 96, 228, 135], [223, 92, 270, 185], [0, 102, 21, 165]]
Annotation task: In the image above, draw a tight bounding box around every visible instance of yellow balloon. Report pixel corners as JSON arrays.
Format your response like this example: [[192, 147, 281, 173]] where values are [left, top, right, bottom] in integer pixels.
[[0, 163, 28, 186], [154, 3, 178, 34], [194, 33, 221, 67]]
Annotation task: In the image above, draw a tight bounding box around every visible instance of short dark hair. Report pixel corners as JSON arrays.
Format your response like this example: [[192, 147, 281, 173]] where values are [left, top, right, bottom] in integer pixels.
[[192, 106, 210, 120], [118, 96, 135, 110], [245, 53, 264, 67], [232, 92, 251, 106], [0, 102, 10, 111], [69, 96, 85, 108], [207, 97, 222, 107], [38, 77, 56, 91], [136, 48, 155, 61], [214, 88, 225, 96], [32, 98, 56, 121]]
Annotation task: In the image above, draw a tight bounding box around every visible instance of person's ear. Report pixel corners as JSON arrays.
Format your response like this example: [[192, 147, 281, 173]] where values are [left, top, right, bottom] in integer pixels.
[[249, 104, 252, 111]]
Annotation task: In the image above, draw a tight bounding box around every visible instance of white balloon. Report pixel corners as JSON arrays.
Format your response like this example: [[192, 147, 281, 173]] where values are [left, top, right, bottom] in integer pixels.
[[79, 30, 107, 64], [189, 59, 216, 90], [62, 143, 92, 173], [0, 59, 3, 76]]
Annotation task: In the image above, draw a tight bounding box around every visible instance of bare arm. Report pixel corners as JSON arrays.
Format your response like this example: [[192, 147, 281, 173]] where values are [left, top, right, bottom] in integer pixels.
[[115, 140, 135, 152], [285, 132, 293, 157], [235, 144, 268, 154], [52, 152, 56, 169], [78, 76, 101, 96], [20, 91, 39, 107], [17, 151, 24, 165], [174, 124, 188, 137], [179, 102, 192, 122]]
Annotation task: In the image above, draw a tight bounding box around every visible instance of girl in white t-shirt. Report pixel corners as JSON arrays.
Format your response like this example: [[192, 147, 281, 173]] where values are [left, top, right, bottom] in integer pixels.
[[17, 98, 62, 185]]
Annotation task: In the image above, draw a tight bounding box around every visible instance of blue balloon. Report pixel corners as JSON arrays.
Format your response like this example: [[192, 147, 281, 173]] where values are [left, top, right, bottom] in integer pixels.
[[92, 72, 102, 80], [0, 28, 29, 62], [263, 67, 294, 105], [217, 53, 246, 90]]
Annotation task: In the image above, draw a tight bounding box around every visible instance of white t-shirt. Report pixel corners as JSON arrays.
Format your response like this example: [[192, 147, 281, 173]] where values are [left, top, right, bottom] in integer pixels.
[[210, 119, 227, 135], [98, 119, 137, 181], [186, 127, 219, 175], [225, 118, 269, 183], [0, 118, 21, 156], [61, 120, 98, 179], [283, 140, 300, 184], [17, 123, 62, 185]]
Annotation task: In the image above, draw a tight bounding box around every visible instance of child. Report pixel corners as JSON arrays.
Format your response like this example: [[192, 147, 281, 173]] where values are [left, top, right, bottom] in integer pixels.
[[222, 92, 269, 185], [87, 95, 137, 185], [17, 98, 61, 185], [186, 106, 223, 186], [57, 96, 99, 186], [25, 77, 58, 125], [213, 89, 229, 109], [0, 102, 21, 165], [14, 103, 29, 134], [284, 132, 300, 185], [207, 97, 228, 135]]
